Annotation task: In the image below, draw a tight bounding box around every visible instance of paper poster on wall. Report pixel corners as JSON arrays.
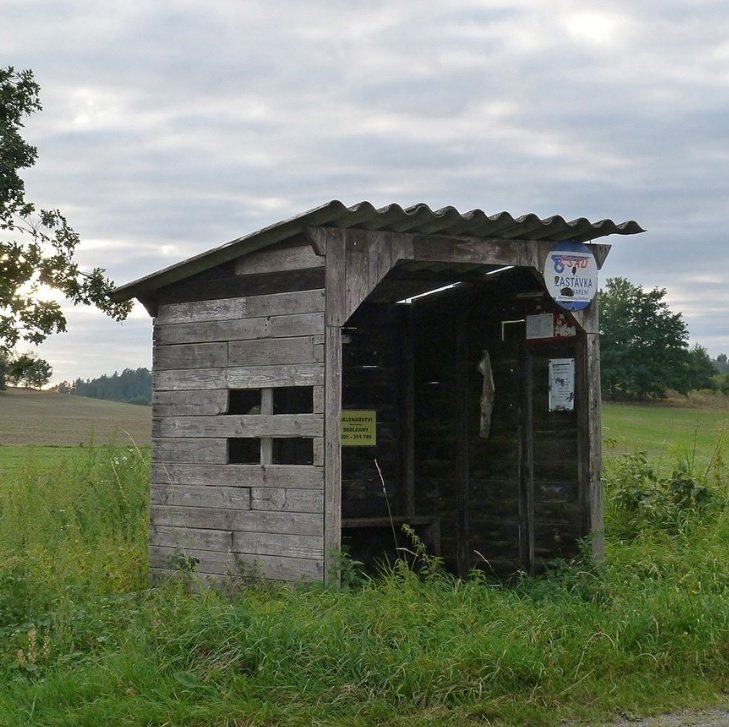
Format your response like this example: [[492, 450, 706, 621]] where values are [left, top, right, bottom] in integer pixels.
[[553, 312, 576, 338], [477, 350, 495, 439], [526, 313, 554, 340], [526, 312, 577, 341], [548, 358, 575, 412], [341, 410, 377, 446]]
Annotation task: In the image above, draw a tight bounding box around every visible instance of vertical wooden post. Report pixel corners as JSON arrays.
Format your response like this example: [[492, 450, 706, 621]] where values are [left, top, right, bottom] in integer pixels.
[[325, 229, 347, 327], [401, 307, 416, 517], [260, 388, 273, 465], [324, 325, 342, 583], [324, 228, 345, 584], [455, 315, 470, 577], [519, 345, 535, 573], [576, 302, 604, 559]]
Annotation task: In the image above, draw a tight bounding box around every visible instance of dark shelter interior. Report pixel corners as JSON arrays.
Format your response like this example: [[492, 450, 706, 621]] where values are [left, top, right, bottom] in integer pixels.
[[340, 262, 584, 577]]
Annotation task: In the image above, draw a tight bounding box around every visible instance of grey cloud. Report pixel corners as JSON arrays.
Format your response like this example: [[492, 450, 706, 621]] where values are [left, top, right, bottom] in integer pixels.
[[3, 0, 729, 380]]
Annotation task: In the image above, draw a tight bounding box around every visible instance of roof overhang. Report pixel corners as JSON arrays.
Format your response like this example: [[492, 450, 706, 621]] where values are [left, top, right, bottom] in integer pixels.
[[111, 200, 644, 303]]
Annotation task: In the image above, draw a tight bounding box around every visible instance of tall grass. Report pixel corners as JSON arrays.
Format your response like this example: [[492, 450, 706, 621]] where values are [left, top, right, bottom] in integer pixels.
[[0, 443, 149, 671], [1, 443, 729, 725]]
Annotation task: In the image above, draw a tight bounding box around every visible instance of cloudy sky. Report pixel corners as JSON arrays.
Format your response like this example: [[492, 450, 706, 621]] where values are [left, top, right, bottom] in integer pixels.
[[3, 0, 729, 382]]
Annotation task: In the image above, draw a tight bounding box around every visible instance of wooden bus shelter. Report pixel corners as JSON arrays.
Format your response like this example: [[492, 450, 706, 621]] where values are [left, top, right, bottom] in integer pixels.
[[111, 201, 643, 584]]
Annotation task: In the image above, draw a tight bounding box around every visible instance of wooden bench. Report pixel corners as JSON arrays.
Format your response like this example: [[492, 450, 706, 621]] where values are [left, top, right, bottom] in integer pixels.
[[341, 515, 441, 556]]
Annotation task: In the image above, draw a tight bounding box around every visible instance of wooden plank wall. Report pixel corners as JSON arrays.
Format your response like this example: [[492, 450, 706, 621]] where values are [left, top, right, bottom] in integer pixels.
[[151, 283, 326, 585], [411, 280, 586, 576], [411, 299, 460, 572], [411, 288, 531, 576], [466, 336, 524, 575], [340, 305, 404, 520], [339, 305, 405, 566], [465, 297, 583, 574], [527, 339, 582, 570]]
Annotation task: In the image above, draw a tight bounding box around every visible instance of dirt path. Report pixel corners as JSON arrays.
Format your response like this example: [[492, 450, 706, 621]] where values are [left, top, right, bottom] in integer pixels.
[[605, 707, 729, 726]]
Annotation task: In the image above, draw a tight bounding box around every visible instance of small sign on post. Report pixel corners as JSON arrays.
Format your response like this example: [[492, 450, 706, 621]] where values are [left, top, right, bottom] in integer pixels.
[[543, 240, 598, 311], [341, 410, 377, 446]]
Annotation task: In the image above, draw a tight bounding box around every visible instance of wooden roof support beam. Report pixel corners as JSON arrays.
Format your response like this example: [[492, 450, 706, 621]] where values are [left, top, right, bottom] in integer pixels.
[[305, 226, 327, 257], [309, 226, 610, 269], [409, 235, 611, 271], [321, 227, 611, 328]]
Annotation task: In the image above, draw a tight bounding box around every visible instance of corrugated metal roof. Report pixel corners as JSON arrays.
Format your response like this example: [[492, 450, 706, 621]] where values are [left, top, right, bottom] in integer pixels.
[[111, 200, 644, 301]]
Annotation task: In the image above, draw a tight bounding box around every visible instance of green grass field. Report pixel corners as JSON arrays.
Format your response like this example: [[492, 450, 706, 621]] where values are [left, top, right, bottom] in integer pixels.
[[0, 444, 75, 479], [602, 401, 729, 466], [1, 390, 729, 725], [3, 387, 727, 463], [4, 387, 726, 465]]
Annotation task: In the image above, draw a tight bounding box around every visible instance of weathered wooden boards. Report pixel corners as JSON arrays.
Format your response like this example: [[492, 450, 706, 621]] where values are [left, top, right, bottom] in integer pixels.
[[319, 227, 414, 327], [576, 302, 603, 559], [406, 286, 592, 576], [323, 325, 341, 582], [311, 227, 611, 330], [152, 284, 326, 584], [147, 225, 606, 586], [318, 227, 604, 577], [234, 238, 324, 276]]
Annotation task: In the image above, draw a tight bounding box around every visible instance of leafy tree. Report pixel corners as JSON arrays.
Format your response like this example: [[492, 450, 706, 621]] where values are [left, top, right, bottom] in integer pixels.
[[6, 352, 52, 388], [714, 353, 729, 373], [25, 357, 52, 388], [0, 349, 7, 390], [70, 367, 152, 404], [0, 66, 131, 352], [685, 344, 716, 391], [709, 354, 729, 392], [599, 277, 690, 400]]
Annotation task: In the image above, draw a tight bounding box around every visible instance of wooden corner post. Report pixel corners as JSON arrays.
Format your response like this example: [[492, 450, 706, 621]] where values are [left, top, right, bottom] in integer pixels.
[[574, 301, 604, 560], [323, 228, 345, 584], [320, 226, 413, 583]]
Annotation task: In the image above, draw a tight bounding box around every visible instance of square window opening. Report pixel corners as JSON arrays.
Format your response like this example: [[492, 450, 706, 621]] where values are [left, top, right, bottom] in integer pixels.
[[228, 438, 260, 464], [229, 389, 261, 414], [273, 386, 313, 414], [272, 438, 314, 465]]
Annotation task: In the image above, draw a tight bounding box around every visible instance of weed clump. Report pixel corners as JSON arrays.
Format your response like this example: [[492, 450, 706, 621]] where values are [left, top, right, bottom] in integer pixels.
[[605, 450, 726, 539]]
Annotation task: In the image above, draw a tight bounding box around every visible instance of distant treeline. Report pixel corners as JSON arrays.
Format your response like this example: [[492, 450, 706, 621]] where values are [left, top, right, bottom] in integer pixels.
[[57, 368, 152, 405]]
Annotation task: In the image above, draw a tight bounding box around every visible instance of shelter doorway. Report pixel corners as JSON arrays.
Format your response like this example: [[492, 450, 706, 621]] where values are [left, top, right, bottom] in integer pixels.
[[339, 265, 582, 576]]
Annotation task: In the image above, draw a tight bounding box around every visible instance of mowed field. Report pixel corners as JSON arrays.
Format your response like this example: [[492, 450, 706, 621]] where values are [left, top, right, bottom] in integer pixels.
[[0, 388, 152, 446], [602, 401, 729, 466], [0, 388, 151, 477], [1, 389, 728, 464]]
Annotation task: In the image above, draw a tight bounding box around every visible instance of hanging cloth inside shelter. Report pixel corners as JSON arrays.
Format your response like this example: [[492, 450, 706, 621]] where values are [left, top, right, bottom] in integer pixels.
[[477, 350, 495, 439]]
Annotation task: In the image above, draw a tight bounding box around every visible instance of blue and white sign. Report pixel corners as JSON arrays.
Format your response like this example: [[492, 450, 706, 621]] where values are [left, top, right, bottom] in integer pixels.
[[543, 240, 598, 311]]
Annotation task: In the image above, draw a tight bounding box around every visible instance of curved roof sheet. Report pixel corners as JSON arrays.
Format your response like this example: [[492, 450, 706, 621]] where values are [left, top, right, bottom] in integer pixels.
[[111, 200, 644, 300]]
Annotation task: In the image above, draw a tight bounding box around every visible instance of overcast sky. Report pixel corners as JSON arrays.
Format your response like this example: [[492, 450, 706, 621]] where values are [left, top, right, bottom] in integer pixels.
[[3, 0, 729, 383]]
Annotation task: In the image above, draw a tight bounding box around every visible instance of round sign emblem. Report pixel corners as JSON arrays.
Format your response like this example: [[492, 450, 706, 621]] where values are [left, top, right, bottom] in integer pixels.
[[543, 240, 598, 311]]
